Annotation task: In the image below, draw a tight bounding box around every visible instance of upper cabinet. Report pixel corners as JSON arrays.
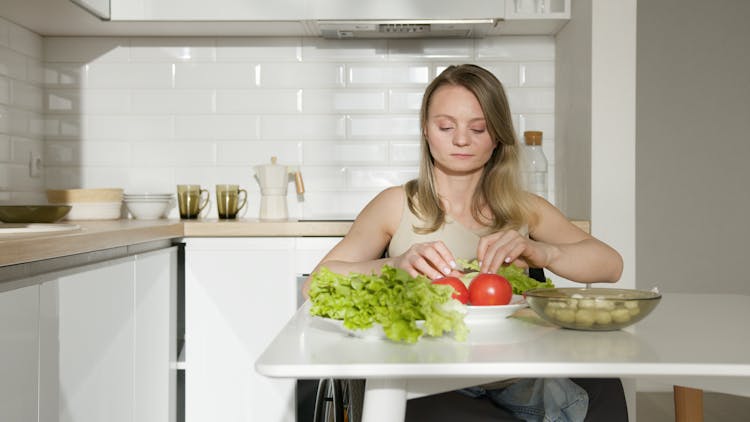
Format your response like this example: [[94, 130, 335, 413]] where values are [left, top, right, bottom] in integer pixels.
[[0, 0, 569, 37]]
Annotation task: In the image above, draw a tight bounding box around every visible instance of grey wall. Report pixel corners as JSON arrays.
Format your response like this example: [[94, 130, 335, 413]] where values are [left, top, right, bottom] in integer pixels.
[[636, 0, 750, 293]]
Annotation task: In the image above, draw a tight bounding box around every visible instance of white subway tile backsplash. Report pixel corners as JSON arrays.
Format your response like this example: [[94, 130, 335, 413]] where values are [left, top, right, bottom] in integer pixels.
[[0, 105, 8, 133], [85, 115, 173, 141], [81, 90, 132, 114], [387, 39, 473, 61], [44, 37, 130, 63], [293, 166, 348, 190], [302, 141, 388, 165], [259, 63, 345, 88], [216, 38, 301, 62], [0, 76, 9, 104], [302, 90, 386, 113], [298, 190, 379, 220], [476, 36, 555, 60], [261, 115, 346, 139], [11, 80, 43, 112], [171, 140, 216, 165], [7, 163, 43, 190], [482, 62, 521, 88], [388, 89, 423, 112], [86, 62, 174, 89], [80, 141, 132, 165], [389, 141, 421, 163], [130, 38, 216, 62], [125, 166, 175, 192], [174, 115, 260, 140], [302, 39, 387, 61], [6, 108, 33, 135], [517, 113, 555, 139], [27, 59, 44, 85], [0, 18, 9, 48], [132, 141, 181, 165], [43, 64, 85, 87], [0, 134, 10, 161], [217, 140, 301, 165], [348, 115, 420, 138], [174, 62, 256, 88], [520, 62, 554, 87], [348, 64, 429, 86], [43, 115, 82, 138], [10, 136, 42, 164], [216, 89, 300, 114], [45, 140, 80, 165], [8, 35, 558, 217], [347, 167, 418, 188], [507, 87, 554, 113], [132, 90, 213, 114], [0, 45, 27, 79]]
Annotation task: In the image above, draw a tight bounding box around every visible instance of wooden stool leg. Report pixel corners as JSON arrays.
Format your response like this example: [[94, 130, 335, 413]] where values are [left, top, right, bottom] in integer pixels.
[[674, 385, 703, 422]]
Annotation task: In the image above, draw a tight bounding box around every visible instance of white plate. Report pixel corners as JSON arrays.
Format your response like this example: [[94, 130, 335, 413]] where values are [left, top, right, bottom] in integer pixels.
[[0, 223, 81, 235], [464, 295, 528, 323]]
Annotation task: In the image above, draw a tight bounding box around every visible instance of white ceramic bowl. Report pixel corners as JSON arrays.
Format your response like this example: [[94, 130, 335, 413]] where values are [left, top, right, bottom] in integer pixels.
[[124, 199, 174, 220], [63, 201, 123, 220]]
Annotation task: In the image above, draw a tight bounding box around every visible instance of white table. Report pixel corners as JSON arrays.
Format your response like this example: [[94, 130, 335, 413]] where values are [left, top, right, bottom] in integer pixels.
[[255, 294, 750, 421]]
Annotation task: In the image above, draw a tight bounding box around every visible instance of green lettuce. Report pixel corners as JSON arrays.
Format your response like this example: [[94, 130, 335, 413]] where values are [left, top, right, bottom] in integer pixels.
[[456, 258, 555, 295], [308, 265, 468, 344]]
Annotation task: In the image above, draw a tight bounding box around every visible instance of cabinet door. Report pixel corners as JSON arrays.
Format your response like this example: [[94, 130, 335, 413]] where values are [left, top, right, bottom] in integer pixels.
[[185, 238, 296, 422], [135, 248, 178, 422], [41, 259, 136, 422], [0, 283, 40, 422]]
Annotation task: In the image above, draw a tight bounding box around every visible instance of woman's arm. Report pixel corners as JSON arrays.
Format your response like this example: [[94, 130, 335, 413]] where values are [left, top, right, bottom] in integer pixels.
[[477, 195, 623, 283], [301, 187, 401, 298], [302, 186, 461, 298]]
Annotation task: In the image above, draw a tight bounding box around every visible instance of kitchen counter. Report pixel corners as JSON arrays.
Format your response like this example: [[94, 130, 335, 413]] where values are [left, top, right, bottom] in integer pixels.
[[0, 218, 590, 267]]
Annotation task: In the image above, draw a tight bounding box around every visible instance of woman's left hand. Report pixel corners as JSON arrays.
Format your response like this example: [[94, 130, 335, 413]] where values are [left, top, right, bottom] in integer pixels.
[[476, 230, 557, 274]]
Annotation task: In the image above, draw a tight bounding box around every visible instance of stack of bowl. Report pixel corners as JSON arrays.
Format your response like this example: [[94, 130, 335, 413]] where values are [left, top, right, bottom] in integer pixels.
[[46, 188, 124, 220], [123, 193, 175, 220]]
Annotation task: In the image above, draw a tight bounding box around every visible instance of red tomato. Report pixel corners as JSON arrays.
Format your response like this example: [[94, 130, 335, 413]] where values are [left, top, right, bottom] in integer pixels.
[[468, 274, 512, 306], [432, 277, 469, 304]]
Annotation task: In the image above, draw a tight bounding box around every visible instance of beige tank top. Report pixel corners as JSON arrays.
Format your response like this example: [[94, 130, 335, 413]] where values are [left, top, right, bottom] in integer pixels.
[[388, 192, 492, 261]]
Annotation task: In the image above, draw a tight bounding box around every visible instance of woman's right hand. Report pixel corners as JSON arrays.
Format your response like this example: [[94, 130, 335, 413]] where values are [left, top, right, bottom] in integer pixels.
[[391, 241, 456, 280]]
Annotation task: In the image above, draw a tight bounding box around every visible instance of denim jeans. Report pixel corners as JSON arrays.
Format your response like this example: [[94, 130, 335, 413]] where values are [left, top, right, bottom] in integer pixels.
[[459, 378, 589, 422]]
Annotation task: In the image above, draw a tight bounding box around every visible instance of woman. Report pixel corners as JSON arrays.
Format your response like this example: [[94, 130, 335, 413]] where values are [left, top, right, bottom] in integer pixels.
[[303, 64, 627, 421]]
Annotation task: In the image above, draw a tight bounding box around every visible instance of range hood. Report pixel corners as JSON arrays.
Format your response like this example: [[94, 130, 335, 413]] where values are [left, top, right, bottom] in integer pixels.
[[311, 19, 501, 39]]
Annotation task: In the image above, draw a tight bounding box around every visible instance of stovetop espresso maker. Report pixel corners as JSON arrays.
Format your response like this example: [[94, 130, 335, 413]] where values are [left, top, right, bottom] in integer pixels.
[[254, 157, 304, 220]]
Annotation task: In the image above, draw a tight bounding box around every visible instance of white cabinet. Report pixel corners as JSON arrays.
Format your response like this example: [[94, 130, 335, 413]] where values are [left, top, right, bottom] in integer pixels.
[[134, 250, 178, 422], [0, 283, 40, 422], [35, 246, 177, 422], [44, 259, 136, 422], [184, 237, 341, 422]]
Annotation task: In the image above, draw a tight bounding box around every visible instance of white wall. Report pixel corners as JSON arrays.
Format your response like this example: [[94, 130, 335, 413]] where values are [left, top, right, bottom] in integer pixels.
[[22, 34, 557, 220]]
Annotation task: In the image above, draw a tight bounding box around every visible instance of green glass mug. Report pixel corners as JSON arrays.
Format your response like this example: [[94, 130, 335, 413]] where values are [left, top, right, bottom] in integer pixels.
[[177, 185, 209, 219], [216, 184, 248, 219]]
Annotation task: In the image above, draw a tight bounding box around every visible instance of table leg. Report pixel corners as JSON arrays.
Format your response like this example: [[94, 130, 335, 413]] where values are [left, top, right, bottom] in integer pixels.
[[673, 385, 703, 422], [362, 378, 407, 422]]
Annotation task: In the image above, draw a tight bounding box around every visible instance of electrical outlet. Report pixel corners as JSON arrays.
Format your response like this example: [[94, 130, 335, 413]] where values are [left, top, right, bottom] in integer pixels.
[[29, 153, 43, 178]]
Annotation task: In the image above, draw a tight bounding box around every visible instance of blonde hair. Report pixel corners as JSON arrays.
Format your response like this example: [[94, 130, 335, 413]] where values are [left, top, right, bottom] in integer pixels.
[[405, 64, 534, 233]]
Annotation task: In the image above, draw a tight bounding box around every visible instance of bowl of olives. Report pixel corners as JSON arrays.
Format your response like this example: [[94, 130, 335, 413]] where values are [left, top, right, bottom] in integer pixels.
[[524, 287, 661, 331]]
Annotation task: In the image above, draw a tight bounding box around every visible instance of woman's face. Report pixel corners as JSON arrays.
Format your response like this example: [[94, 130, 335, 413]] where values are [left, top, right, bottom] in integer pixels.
[[424, 84, 496, 176]]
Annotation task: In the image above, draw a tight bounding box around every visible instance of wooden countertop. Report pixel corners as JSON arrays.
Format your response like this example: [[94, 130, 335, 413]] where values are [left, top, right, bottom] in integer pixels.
[[0, 218, 590, 267]]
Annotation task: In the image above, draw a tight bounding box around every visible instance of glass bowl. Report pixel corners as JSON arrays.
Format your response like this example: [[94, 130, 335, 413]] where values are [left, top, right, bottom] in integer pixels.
[[0, 205, 72, 223], [524, 287, 661, 331]]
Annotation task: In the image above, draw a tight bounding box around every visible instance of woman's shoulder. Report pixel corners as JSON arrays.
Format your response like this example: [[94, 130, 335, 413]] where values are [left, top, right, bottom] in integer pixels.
[[357, 186, 405, 221]]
